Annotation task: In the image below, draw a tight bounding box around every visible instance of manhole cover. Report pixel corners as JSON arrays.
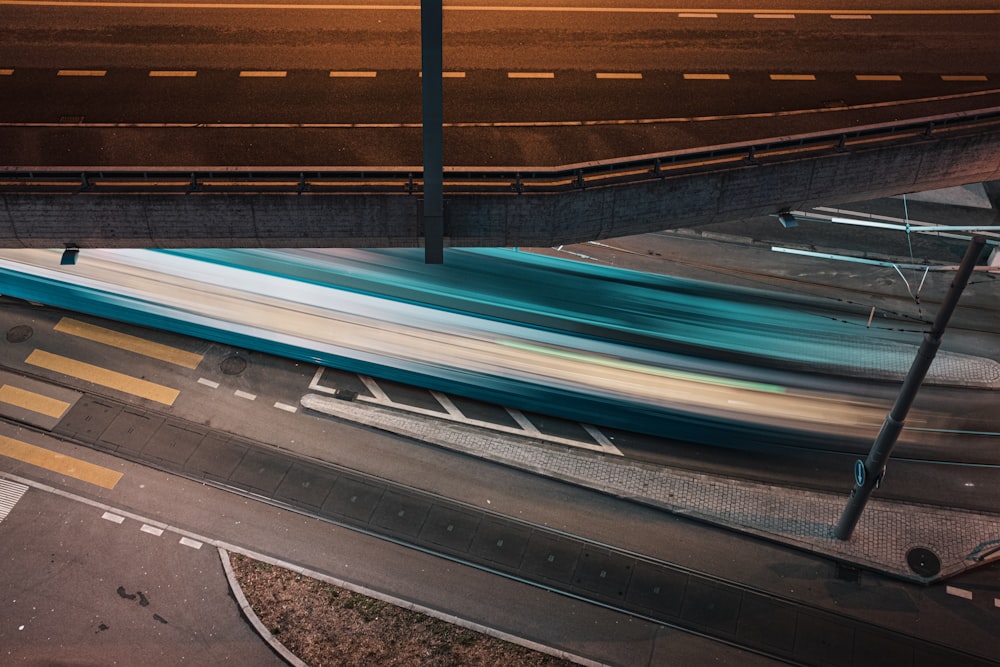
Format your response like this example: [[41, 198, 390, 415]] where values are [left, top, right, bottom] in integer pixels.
[[906, 547, 941, 577], [220, 355, 248, 375], [6, 325, 34, 343]]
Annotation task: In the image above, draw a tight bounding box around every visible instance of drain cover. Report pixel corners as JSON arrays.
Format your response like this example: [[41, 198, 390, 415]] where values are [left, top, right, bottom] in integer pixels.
[[6, 325, 33, 343], [220, 355, 248, 375], [906, 547, 941, 577]]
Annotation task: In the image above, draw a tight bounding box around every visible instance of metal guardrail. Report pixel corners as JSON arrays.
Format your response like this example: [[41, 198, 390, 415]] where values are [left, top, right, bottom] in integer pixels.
[[2, 106, 999, 196]]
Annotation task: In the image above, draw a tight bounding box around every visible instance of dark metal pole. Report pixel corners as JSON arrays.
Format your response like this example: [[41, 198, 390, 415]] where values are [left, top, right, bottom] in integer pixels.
[[834, 235, 986, 540], [421, 0, 444, 264]]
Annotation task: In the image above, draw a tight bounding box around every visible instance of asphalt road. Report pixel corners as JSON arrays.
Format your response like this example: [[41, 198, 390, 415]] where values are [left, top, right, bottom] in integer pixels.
[[2, 0, 999, 165], [1, 301, 999, 665]]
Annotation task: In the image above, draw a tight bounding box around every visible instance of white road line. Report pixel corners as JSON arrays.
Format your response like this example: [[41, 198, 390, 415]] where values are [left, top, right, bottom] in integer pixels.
[[0, 69, 13, 76], [770, 74, 816, 81], [57, 69, 106, 77], [678, 12, 715, 18], [856, 74, 901, 81], [430, 391, 463, 418], [274, 401, 298, 413], [946, 585, 973, 600], [505, 408, 541, 435], [149, 70, 197, 77], [684, 73, 730, 80], [329, 70, 377, 77], [596, 72, 642, 79], [140, 524, 164, 536], [581, 424, 623, 456], [508, 72, 554, 79], [234, 390, 257, 401], [831, 14, 872, 20], [358, 375, 390, 402], [179, 536, 203, 549], [197, 378, 220, 389], [101, 511, 125, 524], [0, 479, 29, 522], [239, 70, 286, 78], [941, 75, 988, 81], [753, 13, 794, 19], [308, 367, 339, 395]]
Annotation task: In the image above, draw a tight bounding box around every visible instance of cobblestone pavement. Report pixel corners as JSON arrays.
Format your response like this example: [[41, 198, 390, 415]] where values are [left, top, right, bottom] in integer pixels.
[[301, 394, 1000, 584]]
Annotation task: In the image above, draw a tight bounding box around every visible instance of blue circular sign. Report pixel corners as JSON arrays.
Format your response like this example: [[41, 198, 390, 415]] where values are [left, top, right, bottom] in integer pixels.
[[854, 459, 866, 487]]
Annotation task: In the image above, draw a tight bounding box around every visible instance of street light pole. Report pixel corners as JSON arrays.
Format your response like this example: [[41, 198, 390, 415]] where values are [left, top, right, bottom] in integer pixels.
[[421, 0, 444, 264], [834, 235, 986, 540]]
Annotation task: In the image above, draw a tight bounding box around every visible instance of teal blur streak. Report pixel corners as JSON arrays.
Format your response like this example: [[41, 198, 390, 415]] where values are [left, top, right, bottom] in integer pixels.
[[497, 339, 787, 394]]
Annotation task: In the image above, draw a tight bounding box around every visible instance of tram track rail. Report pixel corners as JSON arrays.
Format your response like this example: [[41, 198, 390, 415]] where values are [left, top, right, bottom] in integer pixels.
[[2, 380, 996, 667]]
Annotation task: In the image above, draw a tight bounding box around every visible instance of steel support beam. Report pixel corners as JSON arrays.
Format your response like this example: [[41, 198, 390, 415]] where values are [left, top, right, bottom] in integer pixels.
[[421, 0, 444, 264]]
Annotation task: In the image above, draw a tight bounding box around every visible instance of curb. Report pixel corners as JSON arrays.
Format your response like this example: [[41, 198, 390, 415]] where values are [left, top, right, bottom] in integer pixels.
[[218, 547, 309, 667]]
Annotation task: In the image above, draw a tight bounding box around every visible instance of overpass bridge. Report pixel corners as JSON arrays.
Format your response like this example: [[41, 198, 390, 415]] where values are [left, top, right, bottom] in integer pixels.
[[3, 106, 1000, 250]]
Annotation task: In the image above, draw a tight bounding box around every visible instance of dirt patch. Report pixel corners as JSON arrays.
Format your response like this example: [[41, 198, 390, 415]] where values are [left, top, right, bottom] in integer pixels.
[[229, 553, 574, 667]]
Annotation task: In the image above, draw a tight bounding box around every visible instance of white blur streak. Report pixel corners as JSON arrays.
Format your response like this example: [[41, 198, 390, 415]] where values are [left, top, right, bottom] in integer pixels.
[[0, 249, 890, 433]]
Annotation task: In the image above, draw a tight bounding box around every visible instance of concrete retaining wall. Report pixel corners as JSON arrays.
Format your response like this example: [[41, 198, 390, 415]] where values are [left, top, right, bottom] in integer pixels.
[[3, 129, 999, 249]]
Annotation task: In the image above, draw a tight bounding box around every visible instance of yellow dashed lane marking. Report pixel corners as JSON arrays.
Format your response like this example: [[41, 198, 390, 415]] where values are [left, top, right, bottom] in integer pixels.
[[0, 69, 13, 75], [55, 318, 203, 368], [329, 70, 377, 77], [239, 70, 286, 77], [753, 13, 794, 19], [684, 73, 730, 80], [57, 69, 106, 77], [149, 70, 197, 77], [770, 74, 816, 81], [0, 435, 122, 489], [856, 74, 902, 81], [596, 72, 642, 79], [0, 384, 71, 419], [678, 12, 716, 18], [508, 72, 554, 79], [25, 349, 180, 405]]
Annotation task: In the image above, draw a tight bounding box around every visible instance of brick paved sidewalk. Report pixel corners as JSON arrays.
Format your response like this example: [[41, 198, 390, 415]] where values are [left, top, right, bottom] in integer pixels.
[[302, 394, 1000, 584]]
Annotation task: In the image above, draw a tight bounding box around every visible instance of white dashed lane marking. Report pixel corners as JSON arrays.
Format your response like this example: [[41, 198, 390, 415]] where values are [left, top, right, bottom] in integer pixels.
[[234, 390, 257, 401], [753, 13, 794, 19], [140, 524, 164, 536], [329, 70, 377, 77], [274, 401, 298, 413], [102, 511, 125, 524], [198, 378, 220, 388], [946, 585, 973, 600], [831, 14, 872, 20], [180, 536, 203, 549], [678, 12, 716, 18]]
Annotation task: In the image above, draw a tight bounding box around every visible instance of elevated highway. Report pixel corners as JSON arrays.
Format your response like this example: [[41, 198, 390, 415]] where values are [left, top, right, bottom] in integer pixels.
[[2, 0, 999, 247]]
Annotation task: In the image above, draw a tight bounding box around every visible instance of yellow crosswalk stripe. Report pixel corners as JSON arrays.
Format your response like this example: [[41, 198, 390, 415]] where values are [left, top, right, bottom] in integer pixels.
[[0, 435, 122, 489], [25, 349, 180, 405], [55, 318, 203, 368], [0, 384, 70, 419]]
